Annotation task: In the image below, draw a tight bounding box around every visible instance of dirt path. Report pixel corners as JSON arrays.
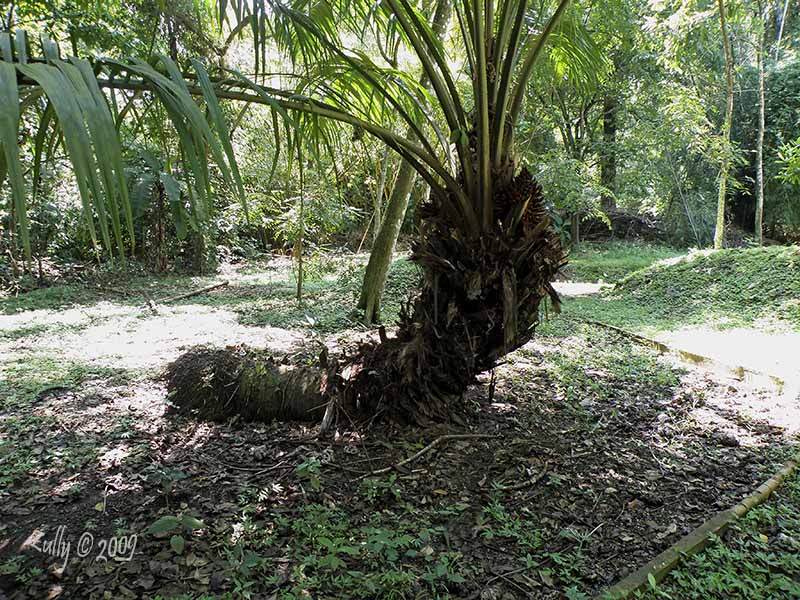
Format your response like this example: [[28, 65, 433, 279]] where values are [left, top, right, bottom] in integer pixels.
[[556, 280, 800, 431]]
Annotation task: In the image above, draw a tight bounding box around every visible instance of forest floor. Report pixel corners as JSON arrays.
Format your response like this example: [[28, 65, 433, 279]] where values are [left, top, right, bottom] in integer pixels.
[[1, 243, 799, 599]]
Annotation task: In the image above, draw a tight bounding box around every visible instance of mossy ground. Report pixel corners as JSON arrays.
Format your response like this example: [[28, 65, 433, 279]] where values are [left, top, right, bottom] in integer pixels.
[[566, 245, 800, 335]]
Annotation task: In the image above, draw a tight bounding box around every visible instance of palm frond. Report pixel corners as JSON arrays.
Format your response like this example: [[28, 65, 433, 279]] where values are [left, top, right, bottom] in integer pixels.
[[0, 60, 31, 261]]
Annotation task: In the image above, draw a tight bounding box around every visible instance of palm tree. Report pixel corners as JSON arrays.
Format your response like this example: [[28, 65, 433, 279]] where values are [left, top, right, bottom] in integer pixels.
[[1, 0, 593, 424]]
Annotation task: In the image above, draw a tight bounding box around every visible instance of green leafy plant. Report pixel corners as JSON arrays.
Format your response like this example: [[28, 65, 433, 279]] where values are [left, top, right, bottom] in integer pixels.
[[147, 513, 205, 555]]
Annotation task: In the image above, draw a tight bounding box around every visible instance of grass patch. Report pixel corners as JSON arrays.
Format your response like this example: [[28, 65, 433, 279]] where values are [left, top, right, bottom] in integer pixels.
[[565, 241, 684, 283], [195, 256, 421, 334], [638, 468, 800, 599], [566, 245, 800, 334]]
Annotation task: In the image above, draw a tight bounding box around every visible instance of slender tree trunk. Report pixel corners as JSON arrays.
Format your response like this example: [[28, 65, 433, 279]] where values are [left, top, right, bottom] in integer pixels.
[[373, 145, 390, 243], [571, 212, 581, 247], [359, 161, 417, 321], [600, 95, 618, 212], [775, 0, 790, 61], [296, 148, 305, 301], [755, 0, 766, 245], [714, 0, 735, 250], [358, 0, 453, 324], [156, 182, 167, 272]]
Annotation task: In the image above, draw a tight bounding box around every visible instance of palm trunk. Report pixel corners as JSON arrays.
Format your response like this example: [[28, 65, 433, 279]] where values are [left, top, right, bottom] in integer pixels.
[[714, 0, 735, 250], [755, 0, 765, 246], [168, 169, 565, 424], [165, 0, 570, 427], [358, 0, 453, 324]]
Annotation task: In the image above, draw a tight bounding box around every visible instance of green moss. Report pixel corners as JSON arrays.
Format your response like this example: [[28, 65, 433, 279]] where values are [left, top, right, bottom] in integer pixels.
[[567, 245, 800, 334], [565, 241, 684, 283]]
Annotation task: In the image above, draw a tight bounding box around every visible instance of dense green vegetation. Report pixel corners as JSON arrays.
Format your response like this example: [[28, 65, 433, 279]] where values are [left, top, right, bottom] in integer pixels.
[[568, 245, 800, 334]]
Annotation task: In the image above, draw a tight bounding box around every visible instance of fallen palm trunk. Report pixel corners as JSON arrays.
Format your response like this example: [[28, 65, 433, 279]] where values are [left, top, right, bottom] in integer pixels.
[[167, 170, 565, 426], [165, 347, 329, 422]]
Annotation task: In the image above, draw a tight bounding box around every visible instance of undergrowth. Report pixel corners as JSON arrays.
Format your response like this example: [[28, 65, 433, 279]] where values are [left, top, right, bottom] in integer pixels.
[[637, 469, 800, 599]]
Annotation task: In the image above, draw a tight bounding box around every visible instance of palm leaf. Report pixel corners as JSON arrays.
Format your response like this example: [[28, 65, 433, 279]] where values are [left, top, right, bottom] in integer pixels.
[[0, 61, 31, 261], [17, 62, 109, 252]]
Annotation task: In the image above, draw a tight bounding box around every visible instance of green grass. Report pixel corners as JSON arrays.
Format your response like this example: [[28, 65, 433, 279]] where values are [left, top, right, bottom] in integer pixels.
[[566, 245, 800, 334], [565, 241, 684, 283], [636, 468, 800, 599], [182, 256, 420, 334], [1, 255, 421, 336]]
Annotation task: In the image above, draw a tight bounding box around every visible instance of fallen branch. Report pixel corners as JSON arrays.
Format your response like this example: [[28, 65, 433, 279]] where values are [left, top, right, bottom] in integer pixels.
[[584, 319, 786, 391], [143, 291, 158, 315], [600, 454, 800, 599], [159, 281, 229, 304], [361, 434, 497, 478], [494, 462, 549, 491]]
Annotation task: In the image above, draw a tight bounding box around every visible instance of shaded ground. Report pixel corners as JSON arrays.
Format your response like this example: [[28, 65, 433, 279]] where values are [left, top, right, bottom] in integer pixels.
[[1, 252, 798, 599], [640, 465, 800, 599]]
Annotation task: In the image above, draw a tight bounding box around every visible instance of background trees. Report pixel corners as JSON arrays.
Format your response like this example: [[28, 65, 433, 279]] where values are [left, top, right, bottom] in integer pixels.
[[1, 0, 799, 301]]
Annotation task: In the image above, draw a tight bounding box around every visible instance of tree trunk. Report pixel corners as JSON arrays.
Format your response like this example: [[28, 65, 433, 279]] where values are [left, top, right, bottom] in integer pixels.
[[357, 0, 453, 324], [296, 148, 305, 301], [168, 169, 565, 425], [571, 211, 581, 247], [373, 145, 390, 243], [755, 0, 766, 246], [775, 0, 790, 62], [600, 95, 618, 212], [358, 160, 417, 322], [714, 0, 735, 250], [165, 348, 327, 422]]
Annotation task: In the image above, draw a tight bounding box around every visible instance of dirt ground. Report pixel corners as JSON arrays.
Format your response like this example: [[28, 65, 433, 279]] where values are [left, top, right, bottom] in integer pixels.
[[1, 261, 798, 599]]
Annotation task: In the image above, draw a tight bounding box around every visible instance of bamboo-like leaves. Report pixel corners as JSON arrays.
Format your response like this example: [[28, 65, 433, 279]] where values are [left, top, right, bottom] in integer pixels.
[[0, 61, 32, 261], [17, 62, 110, 252], [5, 31, 249, 260], [191, 59, 247, 211]]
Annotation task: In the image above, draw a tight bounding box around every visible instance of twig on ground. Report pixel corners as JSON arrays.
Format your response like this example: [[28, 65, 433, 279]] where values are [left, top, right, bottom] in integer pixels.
[[159, 280, 230, 304], [494, 462, 549, 491], [360, 434, 497, 479]]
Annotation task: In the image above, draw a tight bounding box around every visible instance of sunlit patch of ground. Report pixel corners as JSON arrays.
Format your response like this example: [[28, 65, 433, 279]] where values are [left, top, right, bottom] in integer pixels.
[[653, 326, 800, 385], [0, 287, 307, 375], [552, 281, 609, 297]]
